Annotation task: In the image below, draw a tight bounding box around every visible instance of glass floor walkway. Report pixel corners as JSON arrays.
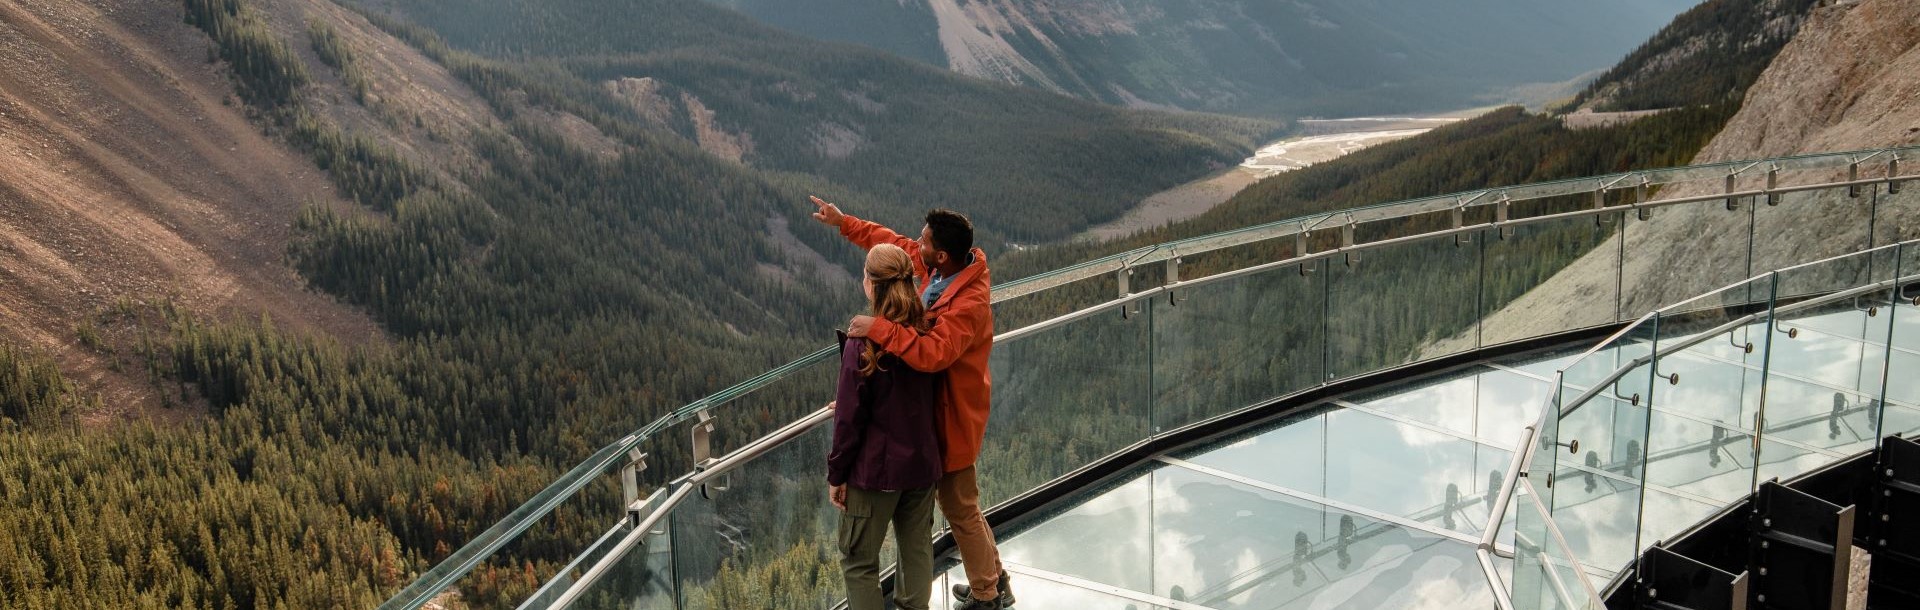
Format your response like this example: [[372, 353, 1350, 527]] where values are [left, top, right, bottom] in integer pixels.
[[932, 305, 1920, 609]]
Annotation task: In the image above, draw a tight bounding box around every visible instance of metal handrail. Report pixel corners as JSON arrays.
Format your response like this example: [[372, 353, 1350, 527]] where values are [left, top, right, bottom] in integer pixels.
[[1483, 241, 1920, 607], [383, 146, 1919, 610]]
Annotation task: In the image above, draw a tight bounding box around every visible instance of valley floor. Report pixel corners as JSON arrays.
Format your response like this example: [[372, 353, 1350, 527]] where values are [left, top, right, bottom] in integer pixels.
[[1075, 110, 1485, 242]]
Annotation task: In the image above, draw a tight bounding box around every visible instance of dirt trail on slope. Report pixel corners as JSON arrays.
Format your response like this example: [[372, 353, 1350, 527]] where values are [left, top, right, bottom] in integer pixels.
[[0, 0, 382, 422]]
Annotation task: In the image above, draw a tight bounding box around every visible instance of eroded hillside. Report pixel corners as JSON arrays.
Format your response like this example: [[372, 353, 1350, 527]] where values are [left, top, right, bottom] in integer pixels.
[[0, 0, 382, 419], [1457, 0, 1920, 349]]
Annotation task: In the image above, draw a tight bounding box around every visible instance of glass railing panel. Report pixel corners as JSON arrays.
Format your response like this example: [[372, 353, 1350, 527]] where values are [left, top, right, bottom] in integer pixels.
[[1148, 463, 1492, 609], [670, 423, 840, 610], [1499, 350, 1586, 380], [1885, 242, 1920, 434], [1152, 258, 1325, 433], [1549, 466, 1717, 577], [1327, 234, 1483, 380], [1478, 368, 1556, 450], [1641, 276, 1772, 507], [1753, 184, 1873, 277], [1618, 180, 1754, 314], [696, 352, 838, 459], [991, 246, 1151, 305], [1480, 208, 1625, 345], [1762, 248, 1900, 455], [979, 296, 1153, 506], [546, 514, 674, 610], [1512, 483, 1589, 610], [1871, 180, 1918, 247], [1546, 316, 1658, 572]]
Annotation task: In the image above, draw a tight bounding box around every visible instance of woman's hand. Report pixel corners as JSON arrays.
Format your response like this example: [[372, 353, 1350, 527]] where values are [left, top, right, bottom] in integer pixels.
[[830, 484, 848, 511]]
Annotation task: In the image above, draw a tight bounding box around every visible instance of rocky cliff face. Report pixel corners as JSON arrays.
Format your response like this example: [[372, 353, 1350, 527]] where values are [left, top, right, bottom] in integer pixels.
[[1692, 0, 1920, 160], [1456, 0, 1920, 352]]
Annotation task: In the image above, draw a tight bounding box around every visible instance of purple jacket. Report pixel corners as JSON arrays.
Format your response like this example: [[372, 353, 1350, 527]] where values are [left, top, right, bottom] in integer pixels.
[[828, 336, 944, 491]]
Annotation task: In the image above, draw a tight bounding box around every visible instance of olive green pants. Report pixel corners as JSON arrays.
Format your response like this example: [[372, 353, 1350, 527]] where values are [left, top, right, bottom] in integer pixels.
[[839, 486, 935, 610]]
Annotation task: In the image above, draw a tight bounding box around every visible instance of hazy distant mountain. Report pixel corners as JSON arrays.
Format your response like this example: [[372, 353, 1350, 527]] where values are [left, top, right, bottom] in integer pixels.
[[708, 0, 1703, 117]]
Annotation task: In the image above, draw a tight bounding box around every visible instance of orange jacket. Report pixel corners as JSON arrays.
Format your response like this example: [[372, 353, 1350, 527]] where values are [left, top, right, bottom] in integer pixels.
[[839, 215, 994, 473]]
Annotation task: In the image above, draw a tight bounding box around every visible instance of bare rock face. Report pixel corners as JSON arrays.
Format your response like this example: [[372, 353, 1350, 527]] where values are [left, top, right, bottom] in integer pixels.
[[1695, 0, 1920, 160], [1440, 0, 1920, 355]]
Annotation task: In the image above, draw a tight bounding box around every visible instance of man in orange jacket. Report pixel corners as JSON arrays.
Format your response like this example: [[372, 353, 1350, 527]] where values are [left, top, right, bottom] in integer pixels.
[[810, 196, 1011, 609]]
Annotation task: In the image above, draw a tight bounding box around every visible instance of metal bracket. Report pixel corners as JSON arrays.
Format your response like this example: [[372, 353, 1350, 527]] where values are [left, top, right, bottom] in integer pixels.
[[1341, 213, 1359, 266], [1635, 177, 1653, 221], [1165, 255, 1182, 306], [1726, 170, 1742, 211], [1850, 161, 1863, 199], [1728, 330, 1755, 354], [690, 410, 729, 498], [620, 449, 650, 525], [1777, 325, 1800, 339], [1853, 295, 1881, 317], [1118, 264, 1141, 319], [1613, 382, 1642, 406], [1296, 223, 1315, 276], [1453, 205, 1471, 246], [1593, 188, 1613, 227], [1493, 195, 1513, 240], [1766, 164, 1782, 206], [1652, 362, 1680, 386]]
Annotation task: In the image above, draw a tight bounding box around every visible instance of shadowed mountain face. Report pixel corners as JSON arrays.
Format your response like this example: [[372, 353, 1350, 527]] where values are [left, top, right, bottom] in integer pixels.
[[707, 0, 1702, 117]]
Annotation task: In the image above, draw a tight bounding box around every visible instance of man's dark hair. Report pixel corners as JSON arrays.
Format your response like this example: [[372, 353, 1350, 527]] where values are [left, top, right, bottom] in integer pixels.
[[924, 208, 973, 263]]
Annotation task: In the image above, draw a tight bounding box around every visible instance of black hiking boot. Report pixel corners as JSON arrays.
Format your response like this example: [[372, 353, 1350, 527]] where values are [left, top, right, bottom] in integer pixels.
[[950, 570, 1013, 608]]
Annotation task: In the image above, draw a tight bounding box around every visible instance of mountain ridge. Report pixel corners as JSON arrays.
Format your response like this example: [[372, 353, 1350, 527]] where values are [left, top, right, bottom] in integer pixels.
[[710, 0, 1704, 117]]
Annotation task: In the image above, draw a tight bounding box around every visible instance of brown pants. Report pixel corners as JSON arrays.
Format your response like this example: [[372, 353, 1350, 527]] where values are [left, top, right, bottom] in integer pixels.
[[938, 466, 1003, 600]]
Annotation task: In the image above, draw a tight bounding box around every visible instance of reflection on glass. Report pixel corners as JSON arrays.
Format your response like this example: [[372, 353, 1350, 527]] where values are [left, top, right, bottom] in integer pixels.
[[671, 425, 840, 610], [559, 521, 674, 610], [1478, 369, 1555, 448], [1327, 235, 1481, 380], [994, 471, 1153, 593], [981, 305, 1152, 506], [1481, 211, 1622, 345], [1154, 262, 1324, 433], [1150, 465, 1490, 610], [1350, 371, 1479, 438]]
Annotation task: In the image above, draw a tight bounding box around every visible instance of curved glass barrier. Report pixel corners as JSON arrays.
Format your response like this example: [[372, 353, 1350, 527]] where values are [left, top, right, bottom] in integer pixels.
[[1520, 238, 1919, 603], [381, 147, 1918, 610]]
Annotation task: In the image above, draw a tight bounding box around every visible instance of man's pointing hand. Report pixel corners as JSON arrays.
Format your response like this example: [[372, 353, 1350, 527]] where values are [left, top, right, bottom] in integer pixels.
[[809, 196, 845, 228]]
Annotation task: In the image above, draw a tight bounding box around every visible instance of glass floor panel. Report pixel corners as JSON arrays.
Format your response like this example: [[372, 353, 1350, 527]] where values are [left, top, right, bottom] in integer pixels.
[[923, 331, 1876, 609]]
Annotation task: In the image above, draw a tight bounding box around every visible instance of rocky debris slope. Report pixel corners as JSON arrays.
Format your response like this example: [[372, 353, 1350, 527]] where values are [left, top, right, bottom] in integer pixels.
[[0, 0, 383, 420], [1440, 0, 1920, 352]]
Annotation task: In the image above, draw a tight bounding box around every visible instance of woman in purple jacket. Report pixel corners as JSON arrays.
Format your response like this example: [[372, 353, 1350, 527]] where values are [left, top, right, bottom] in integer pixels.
[[830, 243, 945, 610]]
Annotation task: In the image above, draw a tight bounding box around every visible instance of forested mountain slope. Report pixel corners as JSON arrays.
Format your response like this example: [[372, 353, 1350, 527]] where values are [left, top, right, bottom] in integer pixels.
[[709, 0, 1702, 117], [355, 0, 1278, 243], [1566, 0, 1820, 112], [0, 0, 383, 418], [0, 0, 1272, 607]]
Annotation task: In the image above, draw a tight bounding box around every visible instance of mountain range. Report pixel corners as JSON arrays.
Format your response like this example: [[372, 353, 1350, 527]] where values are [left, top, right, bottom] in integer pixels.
[[708, 0, 1704, 116]]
